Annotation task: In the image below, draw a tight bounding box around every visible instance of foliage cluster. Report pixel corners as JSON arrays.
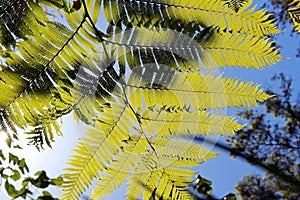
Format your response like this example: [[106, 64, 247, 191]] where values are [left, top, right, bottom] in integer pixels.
[[0, 0, 299, 199], [228, 73, 300, 199]]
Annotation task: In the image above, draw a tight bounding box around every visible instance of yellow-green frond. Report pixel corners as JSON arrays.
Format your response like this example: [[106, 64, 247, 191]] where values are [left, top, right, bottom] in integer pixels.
[[104, 0, 279, 36], [61, 100, 137, 199], [104, 25, 281, 70], [126, 69, 273, 111], [0, 0, 105, 148], [288, 0, 300, 33], [201, 29, 282, 68], [0, 0, 282, 199], [141, 109, 244, 136], [129, 167, 195, 200], [152, 137, 218, 167], [90, 137, 150, 199], [91, 170, 129, 199]]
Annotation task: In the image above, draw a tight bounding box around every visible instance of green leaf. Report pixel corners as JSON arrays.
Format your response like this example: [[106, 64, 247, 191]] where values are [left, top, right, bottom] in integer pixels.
[[8, 153, 19, 165], [194, 175, 213, 195], [6, 137, 12, 148], [36, 191, 58, 200], [42, 191, 53, 196], [223, 193, 237, 200], [4, 180, 25, 198], [0, 150, 5, 160], [31, 170, 50, 188], [10, 169, 21, 181], [13, 145, 23, 149], [0, 167, 4, 175], [50, 176, 63, 186], [18, 158, 29, 174], [22, 177, 31, 187]]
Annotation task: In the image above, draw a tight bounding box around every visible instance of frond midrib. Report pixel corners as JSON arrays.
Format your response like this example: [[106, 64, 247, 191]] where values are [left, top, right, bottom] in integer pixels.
[[140, 115, 235, 128], [125, 84, 264, 98]]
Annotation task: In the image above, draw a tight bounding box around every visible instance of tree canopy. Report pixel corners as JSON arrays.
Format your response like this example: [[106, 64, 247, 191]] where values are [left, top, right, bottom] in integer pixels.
[[228, 73, 300, 200]]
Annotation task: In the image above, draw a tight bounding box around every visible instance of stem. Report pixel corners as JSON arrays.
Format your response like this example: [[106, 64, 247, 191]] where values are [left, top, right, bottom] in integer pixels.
[[195, 136, 300, 188]]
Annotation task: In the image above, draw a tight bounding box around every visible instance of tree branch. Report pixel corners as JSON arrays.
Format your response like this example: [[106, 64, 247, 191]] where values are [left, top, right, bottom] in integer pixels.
[[195, 136, 300, 189]]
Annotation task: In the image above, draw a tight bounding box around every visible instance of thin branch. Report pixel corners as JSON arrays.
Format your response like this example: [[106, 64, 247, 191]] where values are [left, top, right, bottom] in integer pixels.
[[195, 136, 300, 188]]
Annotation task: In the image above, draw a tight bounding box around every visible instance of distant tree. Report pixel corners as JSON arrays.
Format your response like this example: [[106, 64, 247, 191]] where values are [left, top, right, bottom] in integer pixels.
[[0, 141, 62, 199], [227, 73, 300, 200]]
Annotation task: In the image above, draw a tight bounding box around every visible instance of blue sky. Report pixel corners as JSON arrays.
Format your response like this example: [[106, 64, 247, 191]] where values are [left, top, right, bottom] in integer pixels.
[[1, 0, 300, 199]]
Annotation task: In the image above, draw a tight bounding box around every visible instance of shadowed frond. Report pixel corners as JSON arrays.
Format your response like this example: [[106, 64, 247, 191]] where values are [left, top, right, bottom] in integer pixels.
[[103, 24, 210, 70], [103, 24, 281, 70], [103, 0, 279, 36], [222, 0, 250, 13], [0, 0, 103, 148], [128, 166, 195, 200], [0, 0, 29, 46], [288, 0, 300, 33]]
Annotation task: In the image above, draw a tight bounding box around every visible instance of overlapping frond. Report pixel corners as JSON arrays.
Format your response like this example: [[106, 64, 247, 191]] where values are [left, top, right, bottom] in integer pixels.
[[103, 24, 209, 70], [288, 0, 300, 33], [103, 0, 279, 36], [103, 23, 281, 69], [128, 166, 195, 200], [62, 66, 247, 199], [0, 0, 29, 46], [0, 0, 102, 148], [222, 0, 250, 13], [61, 99, 138, 199]]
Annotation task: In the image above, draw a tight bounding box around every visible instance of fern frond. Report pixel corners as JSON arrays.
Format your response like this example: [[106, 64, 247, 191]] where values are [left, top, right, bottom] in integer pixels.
[[91, 170, 129, 199], [200, 29, 282, 68], [222, 0, 250, 13], [104, 0, 279, 36], [129, 167, 194, 200], [104, 24, 281, 70], [71, 58, 125, 125], [288, 0, 300, 33], [0, 0, 103, 147], [61, 99, 138, 199], [104, 25, 207, 70], [126, 67, 273, 111], [0, 0, 30, 46], [141, 109, 244, 136], [152, 137, 217, 167], [0, 0, 282, 199]]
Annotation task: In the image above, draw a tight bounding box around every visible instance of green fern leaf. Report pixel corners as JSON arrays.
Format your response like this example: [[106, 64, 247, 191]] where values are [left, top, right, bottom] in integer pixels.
[[126, 68, 273, 111], [104, 0, 280, 36], [222, 0, 250, 13], [0, 0, 103, 148], [103, 24, 281, 69]]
